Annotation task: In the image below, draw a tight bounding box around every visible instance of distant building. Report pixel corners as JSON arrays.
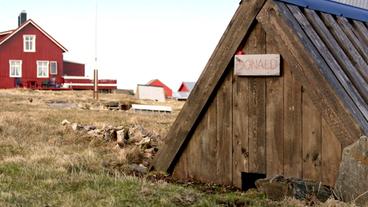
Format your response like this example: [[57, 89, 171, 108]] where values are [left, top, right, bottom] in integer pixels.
[[147, 79, 173, 97], [0, 11, 117, 91], [173, 82, 196, 100], [136, 85, 166, 102], [178, 82, 196, 93]]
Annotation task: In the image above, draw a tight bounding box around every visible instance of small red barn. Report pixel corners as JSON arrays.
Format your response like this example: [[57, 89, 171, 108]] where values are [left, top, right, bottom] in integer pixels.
[[147, 79, 172, 97], [178, 82, 195, 93]]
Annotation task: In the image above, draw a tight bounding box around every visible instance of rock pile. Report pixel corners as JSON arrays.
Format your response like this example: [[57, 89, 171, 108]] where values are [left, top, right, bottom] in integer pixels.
[[61, 119, 159, 173], [256, 175, 334, 203]]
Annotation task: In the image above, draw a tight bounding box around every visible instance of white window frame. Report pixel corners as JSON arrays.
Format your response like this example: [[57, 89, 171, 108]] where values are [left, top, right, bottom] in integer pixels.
[[37, 61, 49, 78], [49, 61, 57, 75], [23, 35, 36, 52], [9, 60, 22, 78]]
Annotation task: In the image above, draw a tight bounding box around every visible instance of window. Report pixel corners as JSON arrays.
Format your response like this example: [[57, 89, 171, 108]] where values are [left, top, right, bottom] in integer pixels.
[[9, 60, 22, 78], [23, 35, 36, 52], [37, 61, 49, 78], [50, 61, 57, 75]]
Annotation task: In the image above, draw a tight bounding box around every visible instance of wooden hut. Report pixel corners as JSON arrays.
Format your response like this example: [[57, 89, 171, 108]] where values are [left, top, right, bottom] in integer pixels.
[[153, 0, 368, 189]]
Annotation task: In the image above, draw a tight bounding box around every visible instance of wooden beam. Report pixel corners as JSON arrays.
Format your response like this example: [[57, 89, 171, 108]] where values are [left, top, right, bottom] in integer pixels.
[[256, 1, 364, 146], [152, 0, 267, 172], [352, 20, 368, 46], [317, 12, 368, 100], [297, 8, 368, 114], [336, 17, 368, 66]]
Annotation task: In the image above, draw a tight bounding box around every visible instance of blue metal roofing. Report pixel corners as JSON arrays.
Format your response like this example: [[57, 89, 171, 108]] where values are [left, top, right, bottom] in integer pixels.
[[276, 0, 368, 22], [333, 0, 368, 10]]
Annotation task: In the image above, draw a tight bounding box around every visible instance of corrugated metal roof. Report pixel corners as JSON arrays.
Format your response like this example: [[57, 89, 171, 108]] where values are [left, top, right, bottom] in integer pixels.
[[276, 0, 368, 21], [333, 0, 368, 10]]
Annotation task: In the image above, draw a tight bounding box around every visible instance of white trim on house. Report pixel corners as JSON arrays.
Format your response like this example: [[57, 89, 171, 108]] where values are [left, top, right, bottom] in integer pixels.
[[0, 20, 67, 52], [9, 60, 22, 78], [23, 35, 36, 52], [62, 83, 117, 87], [0, 30, 14, 36], [37, 60, 49, 78], [50, 61, 57, 75], [62, 76, 91, 80]]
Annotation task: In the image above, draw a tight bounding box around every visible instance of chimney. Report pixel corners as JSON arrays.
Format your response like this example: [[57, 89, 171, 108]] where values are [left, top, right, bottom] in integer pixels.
[[18, 11, 27, 27]]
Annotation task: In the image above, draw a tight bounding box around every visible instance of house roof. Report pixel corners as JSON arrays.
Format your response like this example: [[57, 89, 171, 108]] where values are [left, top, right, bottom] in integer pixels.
[[152, 0, 368, 173], [147, 79, 160, 85], [273, 0, 368, 133], [0, 30, 14, 42], [333, 0, 368, 10], [181, 82, 195, 91], [0, 19, 68, 52], [278, 0, 368, 21]]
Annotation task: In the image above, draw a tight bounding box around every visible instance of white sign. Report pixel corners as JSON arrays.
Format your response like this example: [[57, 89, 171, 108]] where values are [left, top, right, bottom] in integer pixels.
[[234, 54, 281, 76]]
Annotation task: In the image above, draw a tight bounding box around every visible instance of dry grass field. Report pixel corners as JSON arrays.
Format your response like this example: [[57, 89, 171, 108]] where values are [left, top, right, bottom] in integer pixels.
[[0, 89, 350, 207]]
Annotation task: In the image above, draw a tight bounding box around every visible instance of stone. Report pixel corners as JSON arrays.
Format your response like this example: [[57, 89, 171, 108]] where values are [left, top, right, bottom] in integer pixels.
[[61, 119, 71, 126], [71, 123, 83, 131], [84, 125, 96, 131], [117, 129, 128, 147], [104, 129, 117, 141], [256, 175, 333, 202], [129, 164, 148, 175], [120, 104, 132, 111], [136, 137, 151, 146], [104, 101, 119, 108], [87, 129, 100, 137], [335, 136, 368, 206]]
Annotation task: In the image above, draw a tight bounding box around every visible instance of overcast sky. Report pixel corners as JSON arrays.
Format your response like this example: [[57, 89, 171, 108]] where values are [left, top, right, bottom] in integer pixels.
[[0, 0, 239, 90]]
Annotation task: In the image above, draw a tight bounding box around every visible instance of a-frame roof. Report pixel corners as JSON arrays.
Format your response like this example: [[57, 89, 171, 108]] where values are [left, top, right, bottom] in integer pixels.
[[152, 0, 368, 173], [0, 19, 68, 52]]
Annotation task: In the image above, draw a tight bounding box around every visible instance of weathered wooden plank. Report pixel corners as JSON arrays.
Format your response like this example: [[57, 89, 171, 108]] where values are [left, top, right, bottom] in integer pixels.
[[265, 33, 284, 177], [283, 59, 303, 178], [336, 17, 368, 64], [288, 5, 368, 123], [201, 97, 218, 183], [232, 75, 249, 188], [153, 0, 267, 173], [322, 118, 342, 186], [352, 20, 368, 46], [245, 23, 267, 174], [186, 110, 205, 181], [172, 146, 188, 180], [216, 70, 233, 185], [318, 13, 368, 96], [248, 78, 266, 174], [302, 91, 322, 181]]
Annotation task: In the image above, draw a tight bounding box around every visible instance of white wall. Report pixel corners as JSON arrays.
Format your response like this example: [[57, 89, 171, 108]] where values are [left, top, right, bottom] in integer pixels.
[[136, 85, 166, 102]]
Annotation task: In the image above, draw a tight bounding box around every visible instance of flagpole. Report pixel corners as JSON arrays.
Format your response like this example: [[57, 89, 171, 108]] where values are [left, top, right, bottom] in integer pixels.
[[93, 0, 99, 100]]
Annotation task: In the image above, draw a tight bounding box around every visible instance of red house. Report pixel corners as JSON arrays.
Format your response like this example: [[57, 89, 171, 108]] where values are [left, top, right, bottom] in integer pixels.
[[0, 12, 67, 89], [147, 79, 172, 97], [0, 11, 117, 91]]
